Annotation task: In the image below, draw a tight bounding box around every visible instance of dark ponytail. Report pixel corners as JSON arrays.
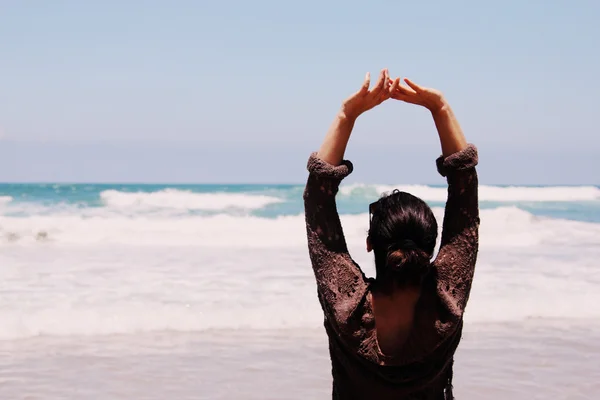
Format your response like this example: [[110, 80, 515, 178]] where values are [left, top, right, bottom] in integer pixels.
[[369, 191, 438, 289]]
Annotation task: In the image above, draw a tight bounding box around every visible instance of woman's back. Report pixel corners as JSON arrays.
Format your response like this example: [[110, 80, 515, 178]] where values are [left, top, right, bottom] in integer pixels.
[[303, 71, 479, 399], [303, 144, 478, 399], [371, 287, 420, 356]]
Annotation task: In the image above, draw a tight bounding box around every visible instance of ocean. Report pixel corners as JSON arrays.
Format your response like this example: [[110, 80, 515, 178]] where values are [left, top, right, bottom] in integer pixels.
[[1, 183, 600, 399]]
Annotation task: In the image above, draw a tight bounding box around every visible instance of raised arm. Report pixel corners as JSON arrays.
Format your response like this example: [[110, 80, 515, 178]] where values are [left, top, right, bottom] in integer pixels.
[[431, 103, 479, 320], [391, 78, 479, 319], [304, 69, 390, 323]]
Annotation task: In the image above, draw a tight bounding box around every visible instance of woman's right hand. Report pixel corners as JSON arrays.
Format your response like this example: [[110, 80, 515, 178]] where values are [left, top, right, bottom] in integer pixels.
[[340, 69, 391, 120], [389, 77, 447, 113]]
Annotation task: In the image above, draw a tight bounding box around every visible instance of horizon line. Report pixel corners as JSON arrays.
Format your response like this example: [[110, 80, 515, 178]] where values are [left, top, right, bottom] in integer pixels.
[[1, 181, 599, 187]]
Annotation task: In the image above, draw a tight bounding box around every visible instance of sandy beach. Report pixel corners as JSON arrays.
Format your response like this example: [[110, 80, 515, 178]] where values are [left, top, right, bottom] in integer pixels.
[[1, 322, 599, 399]]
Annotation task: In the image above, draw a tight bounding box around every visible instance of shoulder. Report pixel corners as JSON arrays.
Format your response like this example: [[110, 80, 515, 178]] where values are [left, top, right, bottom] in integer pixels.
[[419, 273, 463, 338], [324, 278, 370, 328], [323, 282, 373, 348]]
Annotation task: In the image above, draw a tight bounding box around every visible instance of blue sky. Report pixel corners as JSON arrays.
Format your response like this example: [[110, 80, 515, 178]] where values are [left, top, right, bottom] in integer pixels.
[[0, 0, 598, 184]]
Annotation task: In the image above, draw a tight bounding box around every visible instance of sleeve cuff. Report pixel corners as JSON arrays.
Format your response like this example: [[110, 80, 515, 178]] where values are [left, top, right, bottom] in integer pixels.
[[307, 152, 354, 180], [436, 144, 478, 177]]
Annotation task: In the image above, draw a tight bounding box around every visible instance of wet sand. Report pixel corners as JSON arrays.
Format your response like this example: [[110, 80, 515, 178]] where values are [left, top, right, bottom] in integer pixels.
[[1, 322, 598, 399]]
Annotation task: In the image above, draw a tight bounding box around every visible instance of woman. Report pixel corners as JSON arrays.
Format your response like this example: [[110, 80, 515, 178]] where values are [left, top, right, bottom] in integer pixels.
[[303, 69, 479, 399]]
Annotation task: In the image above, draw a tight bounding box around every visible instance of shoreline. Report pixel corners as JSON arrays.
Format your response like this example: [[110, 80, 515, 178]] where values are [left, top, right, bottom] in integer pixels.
[[1, 321, 598, 399]]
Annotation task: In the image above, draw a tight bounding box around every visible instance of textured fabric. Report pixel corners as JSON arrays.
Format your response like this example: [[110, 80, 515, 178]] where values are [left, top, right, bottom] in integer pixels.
[[303, 145, 479, 400]]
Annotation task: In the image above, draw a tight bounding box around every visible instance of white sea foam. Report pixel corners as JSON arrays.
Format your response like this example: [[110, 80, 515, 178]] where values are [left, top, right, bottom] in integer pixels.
[[2, 190, 600, 339], [0, 195, 13, 205], [2, 207, 599, 248], [100, 189, 282, 211], [340, 184, 600, 202], [2, 280, 599, 341], [0, 302, 321, 340], [1, 220, 599, 340]]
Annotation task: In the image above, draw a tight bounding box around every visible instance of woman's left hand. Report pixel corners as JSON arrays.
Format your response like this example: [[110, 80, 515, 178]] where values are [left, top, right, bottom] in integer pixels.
[[340, 69, 391, 120], [388, 77, 446, 113]]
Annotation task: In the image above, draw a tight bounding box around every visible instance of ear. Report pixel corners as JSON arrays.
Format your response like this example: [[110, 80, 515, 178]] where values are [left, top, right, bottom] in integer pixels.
[[366, 236, 372, 252]]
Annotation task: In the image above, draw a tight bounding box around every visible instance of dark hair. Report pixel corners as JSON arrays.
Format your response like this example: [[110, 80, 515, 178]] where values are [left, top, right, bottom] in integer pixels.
[[368, 190, 438, 289]]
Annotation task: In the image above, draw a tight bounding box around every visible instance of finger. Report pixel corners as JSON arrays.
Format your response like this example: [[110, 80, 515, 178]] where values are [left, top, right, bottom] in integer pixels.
[[395, 79, 418, 95], [389, 77, 400, 93], [382, 73, 391, 97], [404, 78, 423, 92], [359, 72, 371, 94], [370, 69, 386, 95], [373, 69, 386, 92], [390, 86, 412, 98]]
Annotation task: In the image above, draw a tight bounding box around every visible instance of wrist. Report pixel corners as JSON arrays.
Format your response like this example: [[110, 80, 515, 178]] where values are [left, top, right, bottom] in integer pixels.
[[428, 97, 450, 115], [338, 108, 359, 123]]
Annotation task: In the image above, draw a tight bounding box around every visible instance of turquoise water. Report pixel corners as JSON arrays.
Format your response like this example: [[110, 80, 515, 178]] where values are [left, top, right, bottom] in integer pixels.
[[1, 183, 600, 222]]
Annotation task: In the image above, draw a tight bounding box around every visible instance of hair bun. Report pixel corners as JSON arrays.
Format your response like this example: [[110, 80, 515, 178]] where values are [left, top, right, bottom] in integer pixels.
[[386, 247, 430, 271]]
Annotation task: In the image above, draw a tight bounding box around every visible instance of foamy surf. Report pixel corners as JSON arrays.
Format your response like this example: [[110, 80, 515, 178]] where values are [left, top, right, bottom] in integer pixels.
[[1, 238, 599, 341], [100, 189, 283, 211], [0, 195, 13, 205], [2, 183, 600, 343], [2, 285, 599, 341], [2, 207, 600, 249], [340, 183, 600, 202]]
